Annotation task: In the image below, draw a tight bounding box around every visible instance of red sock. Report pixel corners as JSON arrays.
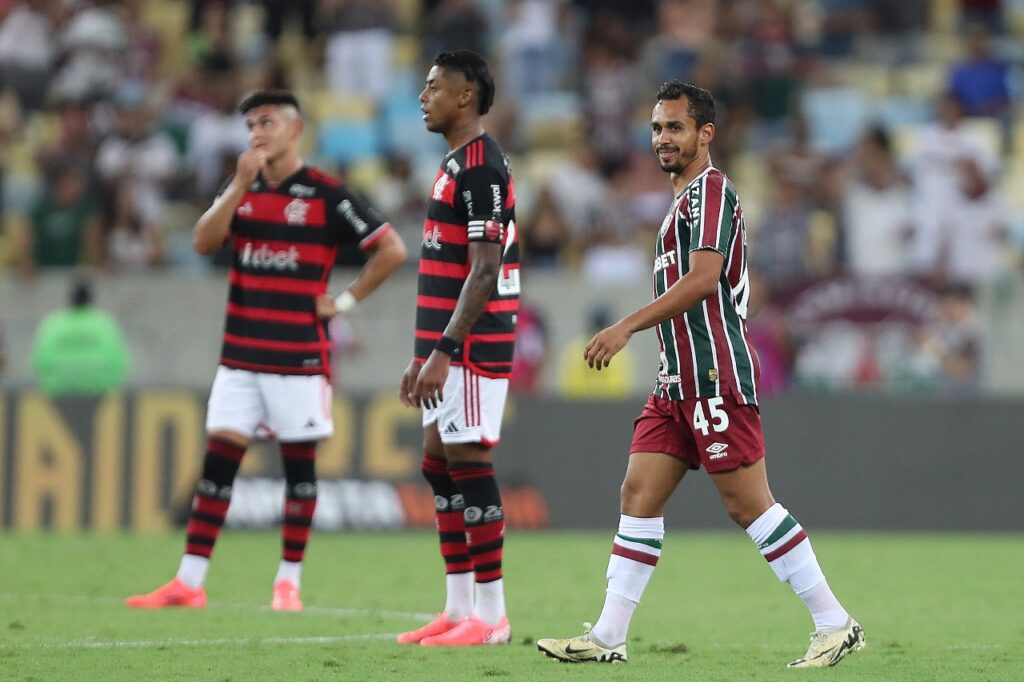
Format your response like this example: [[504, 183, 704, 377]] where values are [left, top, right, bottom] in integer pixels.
[[185, 437, 246, 558], [281, 441, 317, 563], [422, 453, 472, 574], [449, 462, 504, 583]]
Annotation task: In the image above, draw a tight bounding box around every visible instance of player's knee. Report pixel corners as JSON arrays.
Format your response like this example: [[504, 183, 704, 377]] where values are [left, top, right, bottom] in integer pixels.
[[619, 476, 654, 516], [721, 493, 759, 528]]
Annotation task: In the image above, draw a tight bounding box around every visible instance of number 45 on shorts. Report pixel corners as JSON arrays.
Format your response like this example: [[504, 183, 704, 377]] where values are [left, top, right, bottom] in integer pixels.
[[692, 397, 730, 436]]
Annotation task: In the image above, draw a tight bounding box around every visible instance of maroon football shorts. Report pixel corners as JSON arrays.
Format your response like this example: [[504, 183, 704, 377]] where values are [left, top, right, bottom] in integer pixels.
[[629, 392, 766, 473]]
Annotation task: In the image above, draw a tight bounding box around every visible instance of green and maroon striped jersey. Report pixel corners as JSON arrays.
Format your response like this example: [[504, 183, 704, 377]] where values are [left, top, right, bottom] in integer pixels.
[[652, 167, 760, 404]]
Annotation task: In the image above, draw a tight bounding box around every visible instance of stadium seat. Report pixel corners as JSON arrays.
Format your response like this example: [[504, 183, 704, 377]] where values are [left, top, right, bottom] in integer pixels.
[[830, 62, 891, 98], [309, 92, 377, 126], [874, 96, 932, 130], [520, 90, 582, 149], [380, 92, 447, 157], [801, 87, 869, 154], [895, 63, 947, 99], [317, 119, 382, 165]]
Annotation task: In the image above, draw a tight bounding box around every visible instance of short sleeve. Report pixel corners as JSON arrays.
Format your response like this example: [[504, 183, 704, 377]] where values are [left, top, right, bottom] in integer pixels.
[[214, 175, 238, 235], [328, 186, 392, 249], [460, 165, 507, 244], [687, 172, 734, 255], [215, 174, 235, 199]]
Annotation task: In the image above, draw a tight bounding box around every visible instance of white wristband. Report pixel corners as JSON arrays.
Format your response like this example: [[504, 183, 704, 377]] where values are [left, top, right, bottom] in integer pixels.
[[333, 289, 357, 314]]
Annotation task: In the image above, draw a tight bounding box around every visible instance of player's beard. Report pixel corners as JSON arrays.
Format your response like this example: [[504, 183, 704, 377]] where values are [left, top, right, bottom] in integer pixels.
[[657, 139, 698, 174]]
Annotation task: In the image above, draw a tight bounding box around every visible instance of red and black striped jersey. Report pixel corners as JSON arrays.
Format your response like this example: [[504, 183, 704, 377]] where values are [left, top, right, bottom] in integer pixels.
[[415, 134, 520, 378], [219, 165, 392, 378]]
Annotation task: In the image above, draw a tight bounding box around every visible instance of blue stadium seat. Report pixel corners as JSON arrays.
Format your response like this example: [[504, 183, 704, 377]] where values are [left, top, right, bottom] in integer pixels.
[[381, 92, 447, 156], [801, 87, 869, 154], [874, 96, 932, 130], [316, 119, 382, 165]]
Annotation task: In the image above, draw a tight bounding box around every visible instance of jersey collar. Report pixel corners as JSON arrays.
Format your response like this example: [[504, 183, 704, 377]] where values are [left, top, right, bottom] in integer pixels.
[[674, 165, 717, 200]]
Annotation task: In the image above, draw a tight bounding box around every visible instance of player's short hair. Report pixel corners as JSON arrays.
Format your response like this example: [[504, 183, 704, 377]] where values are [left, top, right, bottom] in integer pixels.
[[434, 50, 495, 115], [655, 81, 715, 128], [238, 90, 301, 116]]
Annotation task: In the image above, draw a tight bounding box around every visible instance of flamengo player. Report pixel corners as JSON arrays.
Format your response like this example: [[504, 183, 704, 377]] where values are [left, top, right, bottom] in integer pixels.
[[536, 82, 865, 668], [126, 91, 406, 611], [396, 51, 519, 647]]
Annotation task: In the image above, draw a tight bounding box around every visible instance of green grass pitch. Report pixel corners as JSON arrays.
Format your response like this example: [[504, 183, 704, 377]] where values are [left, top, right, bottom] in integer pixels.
[[1, 531, 1021, 680]]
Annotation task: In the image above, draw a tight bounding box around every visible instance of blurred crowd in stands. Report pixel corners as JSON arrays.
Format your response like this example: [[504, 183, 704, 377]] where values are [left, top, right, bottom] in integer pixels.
[[2, 0, 1023, 395]]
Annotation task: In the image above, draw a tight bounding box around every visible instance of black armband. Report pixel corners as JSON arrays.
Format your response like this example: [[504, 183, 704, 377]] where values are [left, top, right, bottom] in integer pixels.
[[435, 335, 462, 357]]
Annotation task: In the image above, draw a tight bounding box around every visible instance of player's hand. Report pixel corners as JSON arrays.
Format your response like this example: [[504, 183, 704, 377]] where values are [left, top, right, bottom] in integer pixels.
[[584, 321, 632, 371], [315, 294, 338, 320], [412, 351, 450, 409], [235, 149, 267, 186], [399, 360, 423, 407]]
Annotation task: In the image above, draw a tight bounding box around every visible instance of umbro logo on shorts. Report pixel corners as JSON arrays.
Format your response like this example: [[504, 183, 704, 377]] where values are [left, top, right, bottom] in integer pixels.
[[706, 442, 729, 459]]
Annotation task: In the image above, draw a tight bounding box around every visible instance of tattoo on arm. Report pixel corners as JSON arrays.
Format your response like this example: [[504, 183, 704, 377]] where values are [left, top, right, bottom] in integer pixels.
[[444, 242, 501, 342]]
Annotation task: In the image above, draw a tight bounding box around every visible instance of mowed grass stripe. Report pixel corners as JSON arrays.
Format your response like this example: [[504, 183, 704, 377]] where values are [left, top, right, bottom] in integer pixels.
[[3, 633, 399, 650], [1, 531, 1021, 681], [0, 591, 433, 621]]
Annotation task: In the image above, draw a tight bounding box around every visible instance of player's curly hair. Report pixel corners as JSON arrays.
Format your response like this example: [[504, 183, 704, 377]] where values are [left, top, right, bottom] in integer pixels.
[[655, 81, 715, 129], [434, 50, 495, 115]]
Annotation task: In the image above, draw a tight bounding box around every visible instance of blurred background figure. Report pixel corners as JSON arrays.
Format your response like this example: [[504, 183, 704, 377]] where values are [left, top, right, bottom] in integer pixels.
[[323, 0, 396, 104], [558, 305, 632, 400], [102, 180, 165, 270], [840, 127, 912, 277], [30, 279, 130, 397], [0, 0, 59, 111], [510, 299, 549, 395], [943, 157, 1011, 288], [906, 92, 996, 281], [947, 23, 1010, 120], [17, 162, 102, 278]]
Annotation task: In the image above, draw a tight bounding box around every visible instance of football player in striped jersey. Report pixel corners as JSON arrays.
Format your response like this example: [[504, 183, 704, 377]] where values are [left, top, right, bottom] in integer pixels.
[[537, 82, 863, 669], [126, 90, 406, 612]]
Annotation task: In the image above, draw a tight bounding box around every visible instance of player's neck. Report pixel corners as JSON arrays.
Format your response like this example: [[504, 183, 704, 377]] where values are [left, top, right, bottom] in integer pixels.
[[670, 155, 712, 195], [263, 154, 304, 185], [444, 120, 486, 152]]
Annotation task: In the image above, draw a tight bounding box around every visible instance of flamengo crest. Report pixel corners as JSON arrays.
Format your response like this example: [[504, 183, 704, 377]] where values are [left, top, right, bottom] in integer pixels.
[[284, 198, 309, 226]]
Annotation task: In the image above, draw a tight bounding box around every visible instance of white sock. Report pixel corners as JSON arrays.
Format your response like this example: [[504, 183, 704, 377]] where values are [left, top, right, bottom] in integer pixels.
[[274, 560, 302, 587], [444, 572, 474, 620], [798, 579, 850, 632], [747, 503, 849, 631], [592, 515, 664, 647], [176, 554, 209, 589], [473, 578, 506, 625]]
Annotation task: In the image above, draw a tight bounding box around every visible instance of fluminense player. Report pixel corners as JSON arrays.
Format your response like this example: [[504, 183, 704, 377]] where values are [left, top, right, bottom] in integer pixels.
[[127, 90, 406, 611], [536, 82, 865, 669], [396, 50, 520, 647]]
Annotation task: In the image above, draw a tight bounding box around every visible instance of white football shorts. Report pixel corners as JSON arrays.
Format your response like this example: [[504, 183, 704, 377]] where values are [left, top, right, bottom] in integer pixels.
[[422, 365, 509, 446], [206, 366, 334, 442]]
